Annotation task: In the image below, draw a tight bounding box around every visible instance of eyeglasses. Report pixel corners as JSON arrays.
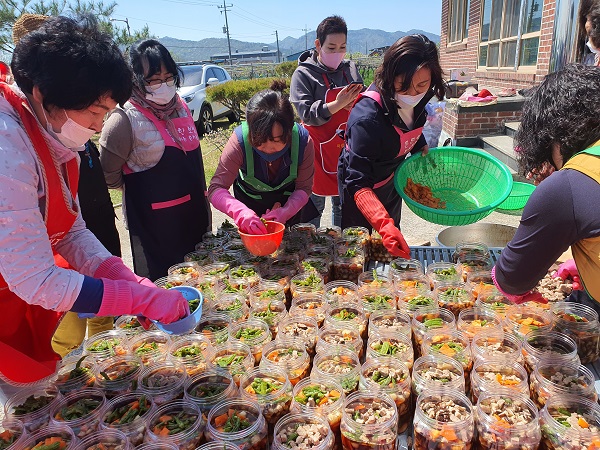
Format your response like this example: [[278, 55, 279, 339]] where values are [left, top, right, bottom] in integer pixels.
[[145, 75, 176, 87]]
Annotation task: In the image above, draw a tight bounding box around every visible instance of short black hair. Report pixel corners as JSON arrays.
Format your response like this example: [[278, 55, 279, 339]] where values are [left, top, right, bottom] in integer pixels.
[[375, 34, 445, 101], [246, 79, 294, 147], [11, 15, 132, 110], [316, 15, 347, 46], [515, 64, 600, 176], [587, 2, 600, 48], [129, 39, 182, 94]]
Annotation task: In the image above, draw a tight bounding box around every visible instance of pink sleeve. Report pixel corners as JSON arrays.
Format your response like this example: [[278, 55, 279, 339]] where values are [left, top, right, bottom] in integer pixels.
[[207, 132, 244, 201]]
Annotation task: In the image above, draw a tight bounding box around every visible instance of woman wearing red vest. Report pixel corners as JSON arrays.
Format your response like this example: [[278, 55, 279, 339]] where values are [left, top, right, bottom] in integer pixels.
[[337, 35, 445, 257], [0, 16, 188, 394], [492, 64, 600, 313]]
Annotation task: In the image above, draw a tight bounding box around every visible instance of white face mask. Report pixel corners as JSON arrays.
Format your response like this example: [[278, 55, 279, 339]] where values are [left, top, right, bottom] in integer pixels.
[[587, 40, 600, 54], [146, 83, 177, 105], [43, 108, 95, 149], [395, 91, 427, 108]]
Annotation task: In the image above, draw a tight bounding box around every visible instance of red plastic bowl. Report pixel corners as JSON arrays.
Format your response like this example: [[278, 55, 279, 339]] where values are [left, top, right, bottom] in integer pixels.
[[238, 220, 285, 256]]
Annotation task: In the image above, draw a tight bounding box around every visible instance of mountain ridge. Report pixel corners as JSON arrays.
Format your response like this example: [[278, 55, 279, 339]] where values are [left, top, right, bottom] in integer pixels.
[[160, 28, 440, 62]]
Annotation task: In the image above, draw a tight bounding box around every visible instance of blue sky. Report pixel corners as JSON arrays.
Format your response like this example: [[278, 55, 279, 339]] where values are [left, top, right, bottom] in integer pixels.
[[112, 0, 442, 43]]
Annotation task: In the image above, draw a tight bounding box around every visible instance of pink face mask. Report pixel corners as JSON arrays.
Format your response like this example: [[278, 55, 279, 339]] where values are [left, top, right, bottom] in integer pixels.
[[320, 50, 345, 70]]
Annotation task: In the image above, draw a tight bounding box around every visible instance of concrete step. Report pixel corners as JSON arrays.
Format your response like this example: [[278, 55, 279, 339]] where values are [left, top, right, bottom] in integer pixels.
[[505, 121, 520, 138], [481, 134, 518, 171]]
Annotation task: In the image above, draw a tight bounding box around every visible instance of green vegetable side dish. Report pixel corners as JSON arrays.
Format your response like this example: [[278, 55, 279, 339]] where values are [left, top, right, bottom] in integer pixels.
[[423, 318, 445, 329], [153, 411, 197, 435], [104, 396, 150, 425], [251, 308, 277, 325], [258, 289, 280, 299], [235, 327, 264, 341], [188, 298, 201, 313], [218, 297, 243, 311], [332, 309, 357, 321], [173, 344, 203, 358], [63, 356, 91, 381], [433, 266, 457, 277], [207, 264, 230, 276], [407, 296, 435, 307], [363, 294, 392, 305], [88, 338, 120, 353], [302, 260, 326, 272], [292, 273, 322, 289], [221, 219, 236, 229], [12, 394, 54, 415], [343, 248, 358, 258], [372, 341, 407, 356], [215, 353, 245, 368], [56, 397, 102, 421], [223, 280, 245, 294], [431, 342, 464, 353], [370, 369, 406, 386], [230, 267, 257, 278], [247, 377, 283, 395], [135, 341, 159, 356], [191, 383, 227, 398], [223, 413, 250, 433], [0, 431, 18, 449], [293, 385, 327, 405], [440, 288, 469, 300]]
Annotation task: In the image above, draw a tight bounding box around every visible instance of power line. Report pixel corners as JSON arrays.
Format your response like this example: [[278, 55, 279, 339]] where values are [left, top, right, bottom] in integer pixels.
[[217, 1, 233, 65], [234, 5, 303, 32], [112, 13, 223, 35]]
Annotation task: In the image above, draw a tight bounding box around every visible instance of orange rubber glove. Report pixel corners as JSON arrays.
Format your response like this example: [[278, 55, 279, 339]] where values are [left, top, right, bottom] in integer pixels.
[[354, 188, 410, 258]]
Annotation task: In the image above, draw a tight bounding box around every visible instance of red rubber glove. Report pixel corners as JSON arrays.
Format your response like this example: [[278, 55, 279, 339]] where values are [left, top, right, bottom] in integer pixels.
[[97, 279, 190, 324], [491, 266, 548, 305], [553, 259, 582, 290], [210, 188, 267, 234], [354, 188, 410, 258]]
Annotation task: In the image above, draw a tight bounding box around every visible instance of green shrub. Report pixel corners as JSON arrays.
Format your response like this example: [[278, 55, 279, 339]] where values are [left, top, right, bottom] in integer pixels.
[[275, 61, 298, 77], [207, 77, 290, 120]]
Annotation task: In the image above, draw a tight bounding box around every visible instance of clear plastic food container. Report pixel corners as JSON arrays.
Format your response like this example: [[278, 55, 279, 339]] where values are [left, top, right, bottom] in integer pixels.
[[368, 309, 412, 338], [127, 331, 171, 365], [289, 293, 327, 327], [184, 249, 212, 266], [207, 341, 255, 385], [292, 223, 317, 237], [457, 255, 493, 281], [54, 355, 96, 394], [389, 258, 425, 282], [153, 274, 188, 289], [411, 307, 457, 355], [210, 293, 249, 323], [201, 262, 230, 282], [359, 286, 396, 318], [19, 424, 77, 450], [340, 391, 398, 450], [457, 307, 502, 340], [100, 392, 155, 446], [521, 330, 579, 375], [290, 377, 345, 444], [137, 360, 187, 405], [259, 270, 293, 307], [503, 305, 554, 341], [260, 338, 311, 386], [412, 355, 466, 399], [360, 357, 412, 433], [317, 225, 342, 239], [239, 366, 293, 425], [475, 391, 540, 450], [551, 302, 600, 364], [249, 299, 287, 337], [205, 398, 268, 450], [324, 302, 367, 338], [398, 292, 437, 317], [195, 312, 230, 345], [93, 355, 142, 398], [290, 272, 325, 297], [5, 383, 61, 432], [342, 226, 370, 248], [426, 262, 464, 286], [272, 412, 334, 450], [228, 318, 272, 363], [249, 284, 286, 306], [312, 346, 361, 394], [366, 331, 414, 370], [435, 281, 475, 318], [394, 273, 432, 302], [0, 417, 25, 449], [454, 242, 490, 261], [229, 264, 260, 290], [300, 257, 333, 284], [114, 315, 150, 335], [471, 330, 523, 366], [333, 245, 365, 283], [539, 395, 600, 450], [189, 275, 222, 308], [317, 323, 363, 358], [196, 443, 238, 450], [135, 443, 177, 450], [144, 400, 205, 450], [49, 388, 106, 440], [278, 315, 319, 355], [168, 262, 202, 283], [470, 360, 529, 404], [84, 330, 128, 361], [73, 428, 132, 450], [323, 280, 359, 306], [530, 362, 598, 409], [476, 291, 512, 318], [183, 370, 238, 418], [357, 269, 391, 289], [422, 329, 473, 384], [413, 388, 474, 450], [168, 334, 212, 376], [369, 229, 393, 263]]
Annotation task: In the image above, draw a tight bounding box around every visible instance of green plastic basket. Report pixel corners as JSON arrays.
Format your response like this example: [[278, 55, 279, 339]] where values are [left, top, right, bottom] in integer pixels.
[[394, 147, 513, 226], [497, 181, 536, 210]]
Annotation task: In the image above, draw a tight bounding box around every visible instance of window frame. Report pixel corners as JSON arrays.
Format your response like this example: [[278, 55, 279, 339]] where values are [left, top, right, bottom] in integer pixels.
[[448, 0, 470, 44]]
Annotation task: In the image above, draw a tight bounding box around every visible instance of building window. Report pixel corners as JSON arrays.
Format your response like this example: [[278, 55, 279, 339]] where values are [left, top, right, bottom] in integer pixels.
[[479, 0, 542, 68], [448, 0, 470, 43]]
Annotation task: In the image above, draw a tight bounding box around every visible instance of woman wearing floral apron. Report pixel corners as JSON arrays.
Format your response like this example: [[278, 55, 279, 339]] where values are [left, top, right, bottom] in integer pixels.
[[338, 35, 446, 257], [100, 40, 211, 280]]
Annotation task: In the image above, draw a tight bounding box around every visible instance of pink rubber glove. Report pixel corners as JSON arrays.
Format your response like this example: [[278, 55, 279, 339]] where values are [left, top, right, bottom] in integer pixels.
[[354, 188, 410, 258], [210, 188, 267, 234], [97, 279, 190, 324], [262, 190, 309, 224], [553, 259, 582, 290], [491, 266, 548, 305], [94, 256, 154, 287]]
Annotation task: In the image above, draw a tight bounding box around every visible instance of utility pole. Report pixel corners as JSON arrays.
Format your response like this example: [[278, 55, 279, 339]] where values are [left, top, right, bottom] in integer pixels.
[[110, 17, 130, 36], [275, 30, 281, 63], [303, 25, 308, 50], [218, 1, 233, 65]]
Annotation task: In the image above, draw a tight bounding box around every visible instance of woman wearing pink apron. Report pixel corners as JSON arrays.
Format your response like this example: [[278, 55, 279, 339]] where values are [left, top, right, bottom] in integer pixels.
[[338, 35, 446, 257], [290, 15, 363, 227], [100, 40, 211, 280]]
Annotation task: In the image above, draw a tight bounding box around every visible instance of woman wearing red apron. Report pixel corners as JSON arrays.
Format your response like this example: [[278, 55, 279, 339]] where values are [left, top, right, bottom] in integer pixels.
[[0, 17, 188, 395], [100, 40, 211, 281], [338, 35, 446, 257], [290, 15, 363, 227]]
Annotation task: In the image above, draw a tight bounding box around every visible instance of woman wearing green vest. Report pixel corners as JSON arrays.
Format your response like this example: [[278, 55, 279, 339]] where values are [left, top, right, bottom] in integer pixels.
[[209, 80, 316, 234], [492, 64, 600, 313]]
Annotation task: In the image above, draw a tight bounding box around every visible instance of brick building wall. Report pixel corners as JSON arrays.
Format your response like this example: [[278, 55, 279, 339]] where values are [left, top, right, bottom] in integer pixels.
[[443, 104, 523, 139], [439, 0, 556, 91]]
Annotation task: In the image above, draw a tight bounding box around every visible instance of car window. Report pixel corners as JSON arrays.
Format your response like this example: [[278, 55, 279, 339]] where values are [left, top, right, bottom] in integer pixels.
[[213, 68, 227, 82], [205, 68, 217, 82], [180, 65, 203, 87]]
